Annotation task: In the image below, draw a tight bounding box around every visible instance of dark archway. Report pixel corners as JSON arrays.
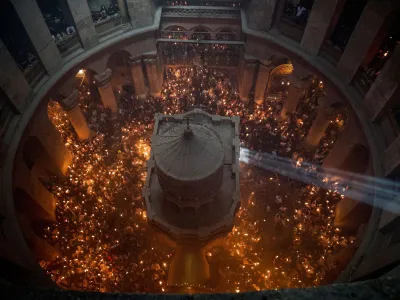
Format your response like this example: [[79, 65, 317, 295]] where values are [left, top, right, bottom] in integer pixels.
[[339, 143, 369, 174], [107, 50, 134, 94]]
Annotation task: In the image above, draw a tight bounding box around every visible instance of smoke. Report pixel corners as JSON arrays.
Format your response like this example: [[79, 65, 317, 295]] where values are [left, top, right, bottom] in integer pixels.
[[239, 148, 400, 214]]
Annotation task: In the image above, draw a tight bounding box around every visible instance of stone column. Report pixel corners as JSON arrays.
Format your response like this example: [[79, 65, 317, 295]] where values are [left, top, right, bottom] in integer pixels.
[[254, 64, 271, 105], [126, 0, 154, 29], [280, 75, 309, 120], [301, 0, 346, 56], [303, 103, 333, 149], [322, 117, 363, 170], [0, 37, 31, 112], [31, 108, 73, 176], [365, 45, 400, 120], [167, 245, 210, 292], [19, 216, 61, 262], [14, 163, 57, 223], [144, 57, 163, 97], [246, 0, 278, 32], [59, 89, 91, 141], [238, 59, 257, 103], [337, 1, 396, 83], [118, 0, 132, 30], [130, 58, 148, 100], [11, 0, 61, 75], [94, 69, 118, 114], [67, 0, 98, 49]]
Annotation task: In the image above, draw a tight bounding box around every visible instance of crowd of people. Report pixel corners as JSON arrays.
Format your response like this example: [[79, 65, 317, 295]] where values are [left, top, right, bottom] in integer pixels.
[[91, 3, 121, 24], [43, 65, 354, 293], [161, 42, 241, 67]]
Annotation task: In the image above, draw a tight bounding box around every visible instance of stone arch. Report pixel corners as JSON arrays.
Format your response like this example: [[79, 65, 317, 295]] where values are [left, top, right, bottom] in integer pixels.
[[190, 26, 212, 40], [265, 63, 294, 97], [162, 25, 188, 39], [106, 50, 134, 94], [215, 28, 237, 41], [164, 25, 188, 32], [340, 144, 370, 174]]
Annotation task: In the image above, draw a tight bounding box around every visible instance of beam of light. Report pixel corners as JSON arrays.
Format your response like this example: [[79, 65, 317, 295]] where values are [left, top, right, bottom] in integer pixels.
[[239, 147, 400, 214]]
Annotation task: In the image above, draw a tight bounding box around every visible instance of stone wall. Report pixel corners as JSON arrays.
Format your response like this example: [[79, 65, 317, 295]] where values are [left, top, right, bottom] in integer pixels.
[[0, 277, 399, 299]]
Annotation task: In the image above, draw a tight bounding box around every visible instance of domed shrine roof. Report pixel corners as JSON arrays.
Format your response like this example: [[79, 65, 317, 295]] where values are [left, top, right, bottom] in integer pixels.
[[152, 123, 224, 182]]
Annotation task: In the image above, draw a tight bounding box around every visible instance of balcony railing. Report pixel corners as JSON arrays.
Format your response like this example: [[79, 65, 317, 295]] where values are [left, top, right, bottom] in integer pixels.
[[158, 39, 243, 67], [163, 0, 245, 7], [162, 5, 241, 19]]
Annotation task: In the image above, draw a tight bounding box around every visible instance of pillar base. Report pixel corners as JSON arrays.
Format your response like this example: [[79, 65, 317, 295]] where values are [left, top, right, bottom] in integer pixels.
[[150, 92, 161, 98], [137, 93, 148, 101], [122, 22, 132, 31], [254, 99, 264, 106]]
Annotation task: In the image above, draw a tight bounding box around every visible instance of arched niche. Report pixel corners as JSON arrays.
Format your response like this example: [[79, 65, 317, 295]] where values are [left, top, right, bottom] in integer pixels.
[[106, 50, 134, 94], [265, 63, 294, 97]]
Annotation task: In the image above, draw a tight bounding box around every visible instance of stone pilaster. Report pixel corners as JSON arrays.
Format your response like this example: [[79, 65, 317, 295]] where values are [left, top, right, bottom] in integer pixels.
[[14, 163, 57, 223], [246, 0, 278, 32], [126, 0, 154, 29], [19, 216, 61, 262], [94, 69, 118, 114], [238, 59, 257, 103], [0, 37, 31, 112], [31, 108, 73, 176], [66, 0, 98, 49], [59, 89, 91, 141], [365, 45, 400, 120], [303, 102, 333, 149], [254, 64, 271, 105], [301, 0, 346, 56], [11, 0, 61, 75], [280, 75, 309, 120], [322, 117, 364, 170], [118, 0, 132, 30], [144, 57, 163, 97], [130, 58, 148, 100], [337, 1, 397, 83]]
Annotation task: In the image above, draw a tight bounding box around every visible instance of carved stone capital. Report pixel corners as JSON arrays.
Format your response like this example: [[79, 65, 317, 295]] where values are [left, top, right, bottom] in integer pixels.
[[130, 58, 143, 67], [59, 89, 79, 111], [94, 68, 112, 88]]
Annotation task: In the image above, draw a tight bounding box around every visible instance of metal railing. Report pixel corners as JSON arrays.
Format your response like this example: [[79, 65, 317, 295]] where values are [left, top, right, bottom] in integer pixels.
[[162, 0, 245, 7], [162, 5, 241, 19]]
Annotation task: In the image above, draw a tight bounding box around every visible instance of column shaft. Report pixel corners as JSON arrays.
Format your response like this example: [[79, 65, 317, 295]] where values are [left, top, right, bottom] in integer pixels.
[[254, 64, 271, 105], [301, 0, 346, 56], [337, 1, 395, 83], [144, 58, 162, 97], [19, 216, 61, 262], [246, 0, 278, 32], [67, 0, 98, 49], [280, 84, 305, 120], [14, 163, 57, 222], [365, 45, 400, 120], [238, 60, 257, 103], [126, 0, 154, 29], [303, 105, 332, 149], [11, 0, 61, 75], [0, 37, 31, 112], [60, 89, 91, 141], [131, 58, 148, 99], [95, 69, 118, 114], [118, 0, 132, 30], [32, 108, 73, 175]]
